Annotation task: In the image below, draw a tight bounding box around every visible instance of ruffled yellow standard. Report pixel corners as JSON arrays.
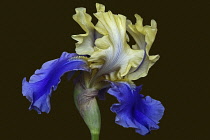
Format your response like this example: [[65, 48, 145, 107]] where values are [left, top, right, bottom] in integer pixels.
[[72, 8, 96, 55], [126, 14, 160, 80], [72, 3, 159, 83]]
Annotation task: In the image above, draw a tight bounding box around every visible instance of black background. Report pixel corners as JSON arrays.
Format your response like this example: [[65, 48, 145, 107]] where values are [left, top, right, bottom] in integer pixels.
[[1, 0, 209, 139]]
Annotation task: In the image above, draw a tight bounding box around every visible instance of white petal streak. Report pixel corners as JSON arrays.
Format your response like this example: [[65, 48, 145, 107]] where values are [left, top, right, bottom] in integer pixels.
[[89, 11, 144, 81]]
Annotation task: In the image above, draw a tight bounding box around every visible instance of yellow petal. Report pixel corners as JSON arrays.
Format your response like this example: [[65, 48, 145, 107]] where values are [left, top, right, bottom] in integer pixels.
[[96, 3, 105, 12], [126, 14, 159, 80], [88, 10, 144, 81], [72, 8, 96, 55]]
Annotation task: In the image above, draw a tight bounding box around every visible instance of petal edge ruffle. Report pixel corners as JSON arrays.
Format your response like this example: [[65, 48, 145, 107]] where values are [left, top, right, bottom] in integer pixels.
[[107, 82, 164, 135]]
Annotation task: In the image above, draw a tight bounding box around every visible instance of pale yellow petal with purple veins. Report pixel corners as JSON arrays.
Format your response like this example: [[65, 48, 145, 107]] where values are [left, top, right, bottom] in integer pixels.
[[126, 14, 160, 80], [88, 9, 144, 81], [72, 8, 96, 55]]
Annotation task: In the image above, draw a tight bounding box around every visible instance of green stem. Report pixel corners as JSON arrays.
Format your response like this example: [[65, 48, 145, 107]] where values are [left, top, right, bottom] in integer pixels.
[[74, 76, 101, 140], [91, 133, 99, 140]]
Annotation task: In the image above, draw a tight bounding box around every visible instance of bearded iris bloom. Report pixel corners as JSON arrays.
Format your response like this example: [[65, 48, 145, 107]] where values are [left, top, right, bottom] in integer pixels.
[[22, 3, 164, 140]]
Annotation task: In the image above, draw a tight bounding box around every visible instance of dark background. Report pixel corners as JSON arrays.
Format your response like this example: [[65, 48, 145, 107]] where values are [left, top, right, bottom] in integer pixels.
[[1, 0, 209, 139]]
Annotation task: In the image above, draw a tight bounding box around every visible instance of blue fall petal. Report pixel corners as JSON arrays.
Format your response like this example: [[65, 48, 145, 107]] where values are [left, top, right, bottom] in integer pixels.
[[22, 52, 90, 114], [107, 82, 164, 135]]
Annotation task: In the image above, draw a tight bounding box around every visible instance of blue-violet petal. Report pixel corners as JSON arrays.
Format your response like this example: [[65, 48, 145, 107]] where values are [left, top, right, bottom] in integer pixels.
[[107, 82, 164, 135], [22, 52, 90, 114]]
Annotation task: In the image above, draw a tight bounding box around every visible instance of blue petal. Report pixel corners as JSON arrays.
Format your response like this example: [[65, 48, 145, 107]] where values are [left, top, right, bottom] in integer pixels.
[[22, 52, 90, 114], [107, 82, 164, 135]]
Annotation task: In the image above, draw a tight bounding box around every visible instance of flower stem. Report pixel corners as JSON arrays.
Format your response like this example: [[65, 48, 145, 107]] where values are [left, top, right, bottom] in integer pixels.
[[74, 74, 101, 140], [91, 133, 99, 140]]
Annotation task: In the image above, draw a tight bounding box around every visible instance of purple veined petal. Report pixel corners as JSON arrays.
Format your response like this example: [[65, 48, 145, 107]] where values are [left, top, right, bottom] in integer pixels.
[[22, 52, 90, 114], [107, 82, 164, 135]]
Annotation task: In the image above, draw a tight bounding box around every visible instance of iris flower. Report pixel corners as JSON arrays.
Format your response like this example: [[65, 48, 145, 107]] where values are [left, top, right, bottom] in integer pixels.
[[22, 3, 164, 140]]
